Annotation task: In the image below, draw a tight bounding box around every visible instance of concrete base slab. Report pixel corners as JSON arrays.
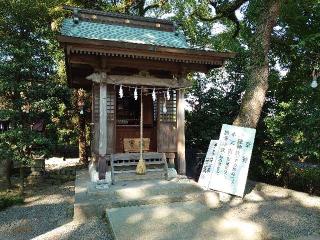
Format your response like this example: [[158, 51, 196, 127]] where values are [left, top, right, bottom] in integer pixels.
[[74, 170, 208, 221], [106, 201, 268, 240]]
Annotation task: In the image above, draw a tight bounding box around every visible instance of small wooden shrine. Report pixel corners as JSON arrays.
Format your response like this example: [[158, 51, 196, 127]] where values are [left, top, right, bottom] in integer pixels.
[[58, 7, 234, 179]]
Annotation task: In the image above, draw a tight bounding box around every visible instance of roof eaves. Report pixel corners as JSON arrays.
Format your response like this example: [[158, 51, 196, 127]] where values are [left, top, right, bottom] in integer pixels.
[[57, 35, 236, 65]]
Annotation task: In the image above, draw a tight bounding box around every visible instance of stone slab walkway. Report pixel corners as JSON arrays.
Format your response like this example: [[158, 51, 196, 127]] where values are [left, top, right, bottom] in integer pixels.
[[106, 194, 320, 240], [74, 170, 320, 240], [105, 180, 320, 240]]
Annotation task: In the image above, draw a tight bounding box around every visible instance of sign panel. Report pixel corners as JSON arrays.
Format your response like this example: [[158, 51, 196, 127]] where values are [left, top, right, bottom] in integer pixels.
[[198, 140, 219, 190], [209, 124, 256, 197]]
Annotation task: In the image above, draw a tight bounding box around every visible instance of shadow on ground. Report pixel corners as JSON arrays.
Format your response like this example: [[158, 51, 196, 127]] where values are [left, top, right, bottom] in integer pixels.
[[1, 171, 319, 240], [106, 180, 320, 240]]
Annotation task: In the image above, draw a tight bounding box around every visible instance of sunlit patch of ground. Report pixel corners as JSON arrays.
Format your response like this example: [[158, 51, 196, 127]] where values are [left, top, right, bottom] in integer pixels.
[[0, 158, 112, 240]]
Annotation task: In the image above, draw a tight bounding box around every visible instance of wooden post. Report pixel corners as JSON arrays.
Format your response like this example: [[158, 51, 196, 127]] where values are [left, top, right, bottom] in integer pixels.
[[78, 110, 87, 164], [177, 89, 186, 175], [98, 83, 107, 179], [136, 87, 146, 174], [140, 87, 143, 159], [77, 89, 88, 165], [167, 153, 175, 168]]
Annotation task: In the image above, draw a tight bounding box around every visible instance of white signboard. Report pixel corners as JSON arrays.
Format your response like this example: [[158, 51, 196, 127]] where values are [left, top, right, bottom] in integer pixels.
[[209, 124, 256, 197], [198, 140, 219, 190]]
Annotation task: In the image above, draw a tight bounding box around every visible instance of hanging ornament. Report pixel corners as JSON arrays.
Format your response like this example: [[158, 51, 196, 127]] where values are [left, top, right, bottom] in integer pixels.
[[134, 86, 138, 100], [163, 92, 167, 114], [311, 79, 318, 88], [166, 88, 170, 100], [311, 68, 319, 88], [311, 67, 320, 88], [152, 88, 156, 101], [119, 85, 124, 98], [73, 9, 79, 24], [163, 102, 167, 114]]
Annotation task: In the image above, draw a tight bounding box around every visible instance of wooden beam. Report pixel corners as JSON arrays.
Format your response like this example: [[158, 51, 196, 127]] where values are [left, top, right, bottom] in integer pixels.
[[99, 56, 181, 73], [69, 54, 100, 68], [106, 75, 188, 88], [86, 73, 191, 88], [69, 53, 210, 73], [68, 44, 225, 66], [177, 88, 186, 175]]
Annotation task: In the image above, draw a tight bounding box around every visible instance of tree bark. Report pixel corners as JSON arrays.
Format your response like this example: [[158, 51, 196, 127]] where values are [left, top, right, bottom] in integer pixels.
[[19, 164, 24, 196], [233, 0, 280, 128], [5, 159, 12, 189]]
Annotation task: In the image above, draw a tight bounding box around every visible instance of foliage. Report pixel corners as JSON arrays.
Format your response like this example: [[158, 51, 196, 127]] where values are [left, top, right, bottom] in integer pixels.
[[0, 128, 52, 165], [262, 0, 320, 165], [62, 0, 171, 16], [173, 0, 320, 194], [185, 52, 247, 151], [0, 0, 73, 180], [0, 0, 319, 194], [0, 190, 24, 211], [256, 154, 320, 195], [251, 0, 320, 190], [289, 167, 320, 195]]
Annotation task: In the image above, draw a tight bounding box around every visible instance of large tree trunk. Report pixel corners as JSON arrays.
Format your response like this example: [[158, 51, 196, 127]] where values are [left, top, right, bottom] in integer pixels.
[[233, 0, 280, 128], [19, 164, 25, 196], [5, 159, 12, 189]]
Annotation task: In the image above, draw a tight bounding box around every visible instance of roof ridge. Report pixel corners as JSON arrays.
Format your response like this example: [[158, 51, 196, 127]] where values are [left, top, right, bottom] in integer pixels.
[[63, 17, 179, 34], [63, 6, 174, 25]]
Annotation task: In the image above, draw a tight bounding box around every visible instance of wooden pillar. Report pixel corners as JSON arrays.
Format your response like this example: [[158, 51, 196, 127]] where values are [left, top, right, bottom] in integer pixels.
[[177, 89, 186, 175], [98, 83, 107, 179], [167, 153, 175, 168], [76, 89, 88, 165]]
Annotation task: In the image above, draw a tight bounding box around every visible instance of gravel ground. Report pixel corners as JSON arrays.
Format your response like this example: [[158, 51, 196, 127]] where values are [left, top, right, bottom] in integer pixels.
[[0, 181, 112, 240], [45, 157, 81, 171], [0, 163, 319, 240], [218, 182, 320, 239]]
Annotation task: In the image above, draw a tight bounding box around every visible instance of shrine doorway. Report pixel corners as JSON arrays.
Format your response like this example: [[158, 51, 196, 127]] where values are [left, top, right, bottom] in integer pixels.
[[115, 86, 157, 153]]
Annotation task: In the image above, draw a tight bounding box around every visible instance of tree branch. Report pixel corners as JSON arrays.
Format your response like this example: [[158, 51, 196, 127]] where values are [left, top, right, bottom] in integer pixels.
[[193, 0, 248, 38], [228, 12, 241, 38], [143, 3, 159, 14], [192, 11, 223, 22], [215, 0, 247, 16], [142, 0, 167, 16]]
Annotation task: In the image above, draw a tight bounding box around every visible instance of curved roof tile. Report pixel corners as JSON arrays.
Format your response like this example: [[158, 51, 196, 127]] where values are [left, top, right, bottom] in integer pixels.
[[60, 19, 189, 49]]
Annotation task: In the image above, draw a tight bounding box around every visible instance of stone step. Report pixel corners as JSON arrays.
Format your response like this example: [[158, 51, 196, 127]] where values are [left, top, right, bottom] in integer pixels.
[[74, 170, 209, 220], [114, 170, 166, 182], [86, 178, 206, 208], [105, 201, 268, 240]]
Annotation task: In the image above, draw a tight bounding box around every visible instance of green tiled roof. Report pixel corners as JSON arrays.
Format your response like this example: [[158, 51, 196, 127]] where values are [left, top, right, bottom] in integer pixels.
[[60, 18, 190, 49]]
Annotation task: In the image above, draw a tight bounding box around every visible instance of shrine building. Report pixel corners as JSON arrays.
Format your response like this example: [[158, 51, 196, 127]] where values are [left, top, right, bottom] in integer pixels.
[[57, 7, 234, 181]]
